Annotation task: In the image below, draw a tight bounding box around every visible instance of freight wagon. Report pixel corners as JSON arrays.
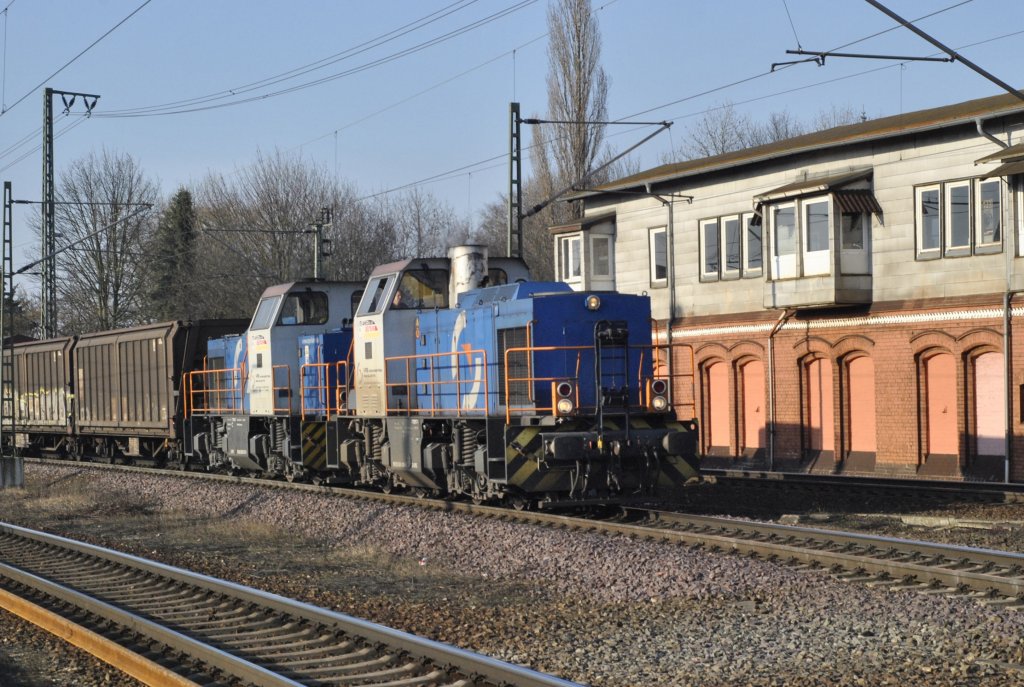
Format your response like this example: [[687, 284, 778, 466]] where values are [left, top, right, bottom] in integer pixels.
[[7, 319, 246, 464]]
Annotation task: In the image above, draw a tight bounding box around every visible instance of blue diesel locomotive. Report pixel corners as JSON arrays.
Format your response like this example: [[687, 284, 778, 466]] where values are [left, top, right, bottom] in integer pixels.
[[185, 246, 698, 507]]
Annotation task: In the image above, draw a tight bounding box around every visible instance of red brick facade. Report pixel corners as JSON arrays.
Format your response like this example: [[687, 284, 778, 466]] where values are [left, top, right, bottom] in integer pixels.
[[666, 295, 1023, 482]]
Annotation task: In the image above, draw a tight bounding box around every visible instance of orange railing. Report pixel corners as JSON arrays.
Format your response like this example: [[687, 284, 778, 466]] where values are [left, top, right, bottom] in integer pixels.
[[384, 348, 489, 417], [504, 345, 588, 423], [271, 364, 292, 415], [300, 360, 350, 419], [185, 366, 246, 417], [503, 342, 693, 423]]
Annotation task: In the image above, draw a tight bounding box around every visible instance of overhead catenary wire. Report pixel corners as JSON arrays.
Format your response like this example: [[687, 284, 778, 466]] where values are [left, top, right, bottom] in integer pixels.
[[357, 18, 1021, 203], [0, 0, 152, 119], [96, 0, 539, 118], [97, 0, 482, 117], [0, 115, 85, 175]]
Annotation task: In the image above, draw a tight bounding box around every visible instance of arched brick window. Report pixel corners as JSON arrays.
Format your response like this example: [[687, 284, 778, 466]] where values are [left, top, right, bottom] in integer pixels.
[[704, 360, 729, 454], [924, 352, 958, 457], [973, 351, 1005, 457], [805, 357, 834, 455], [846, 356, 876, 454], [739, 359, 765, 454]]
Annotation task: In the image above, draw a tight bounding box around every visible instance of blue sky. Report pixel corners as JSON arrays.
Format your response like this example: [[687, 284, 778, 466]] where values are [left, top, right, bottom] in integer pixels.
[[0, 0, 1021, 267]]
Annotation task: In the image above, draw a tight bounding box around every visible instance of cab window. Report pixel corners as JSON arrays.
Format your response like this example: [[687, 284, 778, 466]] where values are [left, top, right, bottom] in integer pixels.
[[487, 268, 508, 286], [277, 291, 328, 326], [349, 290, 364, 319], [357, 276, 394, 315], [250, 296, 280, 330], [391, 269, 449, 310]]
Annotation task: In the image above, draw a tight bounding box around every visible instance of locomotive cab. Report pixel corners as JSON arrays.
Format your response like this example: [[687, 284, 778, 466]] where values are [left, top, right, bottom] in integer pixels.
[[187, 280, 362, 476]]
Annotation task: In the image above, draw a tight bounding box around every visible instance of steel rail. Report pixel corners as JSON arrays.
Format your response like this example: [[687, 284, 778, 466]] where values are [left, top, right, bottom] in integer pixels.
[[701, 468, 1024, 503], [0, 521, 583, 687], [22, 458, 1024, 601]]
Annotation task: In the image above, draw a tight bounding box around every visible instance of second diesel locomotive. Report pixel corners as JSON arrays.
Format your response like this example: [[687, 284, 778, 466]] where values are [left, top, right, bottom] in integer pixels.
[[185, 245, 699, 507]]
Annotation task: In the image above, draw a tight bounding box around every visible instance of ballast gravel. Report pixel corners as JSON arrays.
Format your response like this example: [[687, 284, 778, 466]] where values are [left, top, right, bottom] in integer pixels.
[[2, 462, 1023, 687]]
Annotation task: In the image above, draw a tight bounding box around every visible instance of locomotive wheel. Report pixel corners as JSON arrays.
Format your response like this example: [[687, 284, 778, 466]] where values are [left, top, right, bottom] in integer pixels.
[[510, 496, 531, 511]]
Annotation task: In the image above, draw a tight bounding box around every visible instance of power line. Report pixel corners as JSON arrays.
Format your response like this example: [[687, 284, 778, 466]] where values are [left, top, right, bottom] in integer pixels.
[[97, 0, 538, 119], [296, 33, 547, 152], [0, 0, 152, 118], [0, 115, 84, 175], [357, 20, 1023, 202], [98, 0, 481, 117]]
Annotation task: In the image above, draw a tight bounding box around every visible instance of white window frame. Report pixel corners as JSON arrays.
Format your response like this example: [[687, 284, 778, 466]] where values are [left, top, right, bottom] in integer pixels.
[[802, 196, 831, 277], [590, 234, 613, 278], [699, 218, 720, 281], [1018, 179, 1024, 257], [975, 178, 1002, 250], [915, 184, 941, 259], [839, 210, 870, 275], [721, 215, 742, 278], [649, 227, 668, 287], [944, 180, 972, 255], [771, 202, 798, 279], [558, 234, 582, 283], [742, 212, 762, 276]]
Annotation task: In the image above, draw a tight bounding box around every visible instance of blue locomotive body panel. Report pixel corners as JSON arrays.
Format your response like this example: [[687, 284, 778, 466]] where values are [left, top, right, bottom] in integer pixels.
[[205, 333, 248, 412], [298, 330, 353, 415], [412, 282, 654, 416]]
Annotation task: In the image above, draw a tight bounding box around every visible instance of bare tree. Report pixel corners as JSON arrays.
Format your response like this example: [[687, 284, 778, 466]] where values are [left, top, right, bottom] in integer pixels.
[[194, 150, 401, 317], [388, 187, 470, 258], [516, 0, 609, 280], [543, 0, 608, 198], [668, 102, 865, 162], [41, 149, 159, 334]]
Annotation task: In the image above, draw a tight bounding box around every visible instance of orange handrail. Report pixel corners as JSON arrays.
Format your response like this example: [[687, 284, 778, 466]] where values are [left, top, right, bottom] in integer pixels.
[[383, 348, 489, 417], [300, 360, 349, 419], [184, 366, 246, 417], [503, 343, 683, 423], [272, 364, 291, 415]]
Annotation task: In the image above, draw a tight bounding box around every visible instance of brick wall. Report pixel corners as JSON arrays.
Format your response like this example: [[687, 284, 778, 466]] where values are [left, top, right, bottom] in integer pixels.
[[671, 296, 1023, 482]]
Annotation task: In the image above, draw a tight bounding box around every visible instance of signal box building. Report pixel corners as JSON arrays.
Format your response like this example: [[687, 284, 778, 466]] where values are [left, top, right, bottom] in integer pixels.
[[551, 92, 1024, 483]]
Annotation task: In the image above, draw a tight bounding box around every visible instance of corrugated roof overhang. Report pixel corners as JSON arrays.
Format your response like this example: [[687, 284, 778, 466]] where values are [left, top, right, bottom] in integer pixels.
[[981, 159, 1024, 179], [753, 169, 872, 203], [548, 211, 615, 236], [975, 142, 1024, 164]]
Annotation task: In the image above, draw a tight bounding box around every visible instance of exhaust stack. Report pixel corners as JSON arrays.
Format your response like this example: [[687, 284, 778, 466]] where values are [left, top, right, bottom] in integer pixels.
[[448, 245, 488, 307]]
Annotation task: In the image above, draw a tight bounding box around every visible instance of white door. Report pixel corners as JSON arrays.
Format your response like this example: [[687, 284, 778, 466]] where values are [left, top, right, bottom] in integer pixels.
[[772, 204, 797, 279], [802, 198, 831, 276]]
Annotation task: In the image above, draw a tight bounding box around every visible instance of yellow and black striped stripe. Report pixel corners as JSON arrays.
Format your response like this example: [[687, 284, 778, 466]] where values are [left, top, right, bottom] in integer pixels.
[[301, 421, 328, 470]]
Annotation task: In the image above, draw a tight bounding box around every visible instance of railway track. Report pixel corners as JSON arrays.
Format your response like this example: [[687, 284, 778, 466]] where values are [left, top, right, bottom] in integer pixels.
[[20, 458, 1024, 606], [702, 468, 1024, 504], [0, 521, 583, 687]]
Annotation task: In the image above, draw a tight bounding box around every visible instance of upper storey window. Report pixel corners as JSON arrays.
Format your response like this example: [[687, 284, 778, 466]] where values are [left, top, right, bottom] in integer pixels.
[[915, 178, 1003, 260], [649, 227, 668, 287], [756, 170, 880, 281], [699, 213, 760, 281]]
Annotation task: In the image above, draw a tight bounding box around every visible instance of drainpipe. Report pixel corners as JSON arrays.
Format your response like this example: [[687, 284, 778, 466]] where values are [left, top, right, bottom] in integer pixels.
[[767, 308, 794, 471], [646, 184, 687, 411], [976, 117, 1008, 149], [1004, 291, 1012, 483]]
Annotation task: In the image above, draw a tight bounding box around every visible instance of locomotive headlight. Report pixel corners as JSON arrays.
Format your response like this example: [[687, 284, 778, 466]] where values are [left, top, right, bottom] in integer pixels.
[[585, 295, 601, 311], [553, 380, 576, 416], [647, 378, 670, 412]]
